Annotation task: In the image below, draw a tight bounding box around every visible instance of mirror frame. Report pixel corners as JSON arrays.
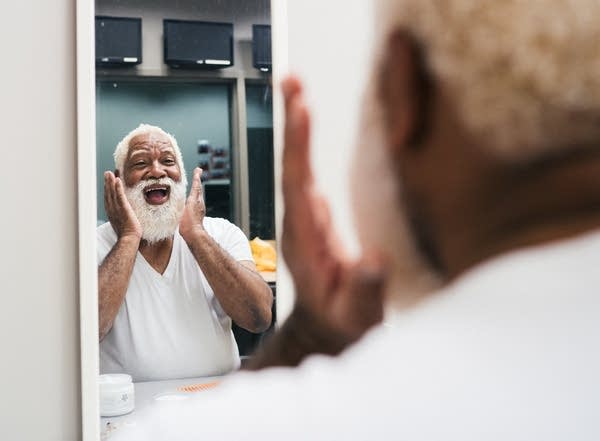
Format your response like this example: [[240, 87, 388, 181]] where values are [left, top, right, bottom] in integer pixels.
[[76, 0, 289, 439]]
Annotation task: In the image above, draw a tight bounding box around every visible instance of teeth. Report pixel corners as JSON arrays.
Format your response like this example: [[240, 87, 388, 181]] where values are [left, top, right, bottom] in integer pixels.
[[144, 186, 168, 194]]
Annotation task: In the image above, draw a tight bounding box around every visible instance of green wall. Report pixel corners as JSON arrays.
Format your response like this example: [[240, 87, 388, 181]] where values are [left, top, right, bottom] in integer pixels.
[[246, 83, 273, 128], [96, 81, 231, 222]]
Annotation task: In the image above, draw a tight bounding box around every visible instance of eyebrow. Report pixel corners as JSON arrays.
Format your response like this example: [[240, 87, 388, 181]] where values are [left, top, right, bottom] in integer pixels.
[[128, 145, 175, 158]]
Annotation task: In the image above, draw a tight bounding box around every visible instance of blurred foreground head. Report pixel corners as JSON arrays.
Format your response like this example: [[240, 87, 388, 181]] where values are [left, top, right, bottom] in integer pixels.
[[353, 0, 600, 307]]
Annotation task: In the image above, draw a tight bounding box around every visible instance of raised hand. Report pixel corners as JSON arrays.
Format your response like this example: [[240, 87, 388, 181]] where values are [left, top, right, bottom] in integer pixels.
[[104, 171, 142, 240], [179, 167, 206, 242], [280, 76, 387, 344]]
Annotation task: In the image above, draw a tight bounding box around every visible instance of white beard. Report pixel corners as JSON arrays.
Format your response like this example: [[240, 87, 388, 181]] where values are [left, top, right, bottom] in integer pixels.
[[350, 80, 442, 311], [124, 177, 187, 244]]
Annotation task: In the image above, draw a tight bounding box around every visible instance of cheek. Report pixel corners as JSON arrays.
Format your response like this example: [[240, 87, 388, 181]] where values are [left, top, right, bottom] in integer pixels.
[[169, 167, 182, 182], [123, 171, 140, 187]]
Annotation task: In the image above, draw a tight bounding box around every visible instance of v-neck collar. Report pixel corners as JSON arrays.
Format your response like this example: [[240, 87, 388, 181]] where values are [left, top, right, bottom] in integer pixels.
[[137, 232, 180, 279]]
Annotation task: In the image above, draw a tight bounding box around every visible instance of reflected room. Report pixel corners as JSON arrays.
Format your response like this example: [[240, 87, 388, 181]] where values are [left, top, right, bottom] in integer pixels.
[[95, 0, 276, 433]]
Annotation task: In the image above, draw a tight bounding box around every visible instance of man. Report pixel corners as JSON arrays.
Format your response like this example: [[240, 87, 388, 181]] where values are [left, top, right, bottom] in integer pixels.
[[113, 0, 600, 438], [97, 124, 273, 381]]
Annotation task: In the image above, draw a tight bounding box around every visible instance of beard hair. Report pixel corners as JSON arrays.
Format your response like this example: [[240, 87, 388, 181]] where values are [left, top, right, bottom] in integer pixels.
[[124, 177, 187, 244], [350, 78, 442, 312]]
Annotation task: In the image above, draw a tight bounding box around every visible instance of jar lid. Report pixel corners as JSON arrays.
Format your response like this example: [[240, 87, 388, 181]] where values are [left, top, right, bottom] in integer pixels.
[[99, 373, 132, 385]]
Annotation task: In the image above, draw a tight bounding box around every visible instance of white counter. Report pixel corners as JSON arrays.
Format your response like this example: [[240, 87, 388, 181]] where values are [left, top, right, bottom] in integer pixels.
[[101, 376, 223, 440]]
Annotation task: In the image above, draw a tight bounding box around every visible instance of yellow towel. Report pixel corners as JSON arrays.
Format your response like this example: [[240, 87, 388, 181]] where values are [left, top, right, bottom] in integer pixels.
[[250, 237, 277, 272]]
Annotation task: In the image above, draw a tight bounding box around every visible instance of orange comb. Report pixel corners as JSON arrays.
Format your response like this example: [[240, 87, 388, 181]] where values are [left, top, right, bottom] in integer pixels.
[[177, 381, 220, 393]]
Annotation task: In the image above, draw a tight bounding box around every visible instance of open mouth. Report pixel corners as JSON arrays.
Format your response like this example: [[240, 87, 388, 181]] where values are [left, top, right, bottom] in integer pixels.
[[143, 184, 171, 205]]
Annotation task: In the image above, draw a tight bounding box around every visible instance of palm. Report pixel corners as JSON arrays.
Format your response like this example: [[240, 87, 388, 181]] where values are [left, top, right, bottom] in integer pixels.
[[104, 171, 142, 239]]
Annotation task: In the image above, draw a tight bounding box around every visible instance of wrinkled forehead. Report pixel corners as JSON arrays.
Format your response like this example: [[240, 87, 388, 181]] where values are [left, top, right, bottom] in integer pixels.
[[126, 132, 174, 158]]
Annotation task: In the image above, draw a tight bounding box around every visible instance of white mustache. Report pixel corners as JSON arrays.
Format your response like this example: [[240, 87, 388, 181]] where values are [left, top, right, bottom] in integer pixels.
[[125, 177, 187, 244], [139, 177, 174, 193]]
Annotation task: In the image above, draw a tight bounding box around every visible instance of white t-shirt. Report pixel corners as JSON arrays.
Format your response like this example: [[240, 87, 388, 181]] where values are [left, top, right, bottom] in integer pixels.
[[97, 217, 253, 381], [112, 229, 600, 440]]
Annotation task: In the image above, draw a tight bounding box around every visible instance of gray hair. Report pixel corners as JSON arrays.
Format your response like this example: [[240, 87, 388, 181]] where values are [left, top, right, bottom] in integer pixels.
[[375, 0, 600, 158]]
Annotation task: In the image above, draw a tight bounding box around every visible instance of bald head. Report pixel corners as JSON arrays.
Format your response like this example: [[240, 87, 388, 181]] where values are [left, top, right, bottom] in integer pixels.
[[373, 0, 600, 158]]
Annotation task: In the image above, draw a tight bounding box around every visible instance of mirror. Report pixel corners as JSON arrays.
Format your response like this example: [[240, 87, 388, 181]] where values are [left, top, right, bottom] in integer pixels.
[[89, 0, 278, 437]]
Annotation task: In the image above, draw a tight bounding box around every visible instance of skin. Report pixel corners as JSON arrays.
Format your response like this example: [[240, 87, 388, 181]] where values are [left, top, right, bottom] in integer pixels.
[[378, 32, 600, 281], [249, 31, 600, 368], [247, 78, 388, 368], [98, 132, 272, 341]]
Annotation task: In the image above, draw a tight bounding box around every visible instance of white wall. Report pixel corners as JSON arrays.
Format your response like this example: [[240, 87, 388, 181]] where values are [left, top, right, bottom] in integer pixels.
[[275, 0, 375, 319], [1, 0, 81, 440]]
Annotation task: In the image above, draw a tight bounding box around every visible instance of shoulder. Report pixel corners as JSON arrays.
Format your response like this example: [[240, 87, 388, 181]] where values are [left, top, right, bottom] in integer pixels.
[[202, 217, 242, 234], [201, 217, 252, 260], [96, 222, 118, 261], [201, 217, 247, 242], [97, 222, 117, 242]]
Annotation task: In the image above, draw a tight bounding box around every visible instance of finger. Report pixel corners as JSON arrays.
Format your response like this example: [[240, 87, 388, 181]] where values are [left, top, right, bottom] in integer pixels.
[[187, 167, 203, 203], [282, 102, 312, 222], [104, 171, 111, 210], [281, 75, 302, 99], [283, 94, 311, 184], [105, 171, 118, 214], [282, 83, 312, 200], [114, 176, 127, 205], [196, 168, 204, 201], [115, 177, 139, 221]]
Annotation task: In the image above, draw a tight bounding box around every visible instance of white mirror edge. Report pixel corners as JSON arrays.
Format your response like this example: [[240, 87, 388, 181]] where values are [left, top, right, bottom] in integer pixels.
[[77, 0, 100, 439], [271, 0, 294, 325], [77, 1, 291, 439]]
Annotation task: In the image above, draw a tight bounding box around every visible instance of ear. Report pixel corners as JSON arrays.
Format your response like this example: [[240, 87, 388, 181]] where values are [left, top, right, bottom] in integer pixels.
[[377, 31, 431, 158]]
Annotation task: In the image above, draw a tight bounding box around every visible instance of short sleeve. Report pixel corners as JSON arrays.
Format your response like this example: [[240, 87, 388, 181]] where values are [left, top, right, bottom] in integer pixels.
[[96, 222, 118, 265], [203, 217, 254, 263]]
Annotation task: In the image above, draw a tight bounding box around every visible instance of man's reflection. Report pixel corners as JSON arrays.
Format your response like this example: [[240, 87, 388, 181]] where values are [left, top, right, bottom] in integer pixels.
[[97, 124, 272, 381]]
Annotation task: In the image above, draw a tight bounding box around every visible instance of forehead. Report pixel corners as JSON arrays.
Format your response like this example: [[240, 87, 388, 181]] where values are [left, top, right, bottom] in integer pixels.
[[127, 132, 174, 158]]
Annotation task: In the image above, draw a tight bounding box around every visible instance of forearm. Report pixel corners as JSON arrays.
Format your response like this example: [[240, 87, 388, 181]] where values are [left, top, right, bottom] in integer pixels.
[[98, 235, 140, 340], [245, 304, 354, 370], [185, 230, 273, 332]]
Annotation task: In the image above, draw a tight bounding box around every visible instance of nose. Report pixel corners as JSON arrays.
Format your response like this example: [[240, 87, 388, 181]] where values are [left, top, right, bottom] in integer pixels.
[[147, 160, 167, 179]]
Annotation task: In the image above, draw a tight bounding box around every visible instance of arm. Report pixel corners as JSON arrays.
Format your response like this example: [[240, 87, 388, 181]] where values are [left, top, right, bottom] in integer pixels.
[[246, 76, 387, 369], [180, 169, 273, 333], [98, 171, 142, 341]]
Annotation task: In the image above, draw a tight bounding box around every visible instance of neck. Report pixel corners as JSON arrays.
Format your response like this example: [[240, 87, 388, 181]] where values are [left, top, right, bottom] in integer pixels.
[[441, 147, 600, 279], [139, 236, 174, 274]]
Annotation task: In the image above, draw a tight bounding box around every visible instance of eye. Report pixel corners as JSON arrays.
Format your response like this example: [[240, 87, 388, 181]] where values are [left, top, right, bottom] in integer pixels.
[[130, 160, 147, 169], [163, 158, 176, 165]]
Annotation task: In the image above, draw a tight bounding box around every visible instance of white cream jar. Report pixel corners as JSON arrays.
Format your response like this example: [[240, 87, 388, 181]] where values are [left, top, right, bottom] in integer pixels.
[[99, 374, 135, 417]]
